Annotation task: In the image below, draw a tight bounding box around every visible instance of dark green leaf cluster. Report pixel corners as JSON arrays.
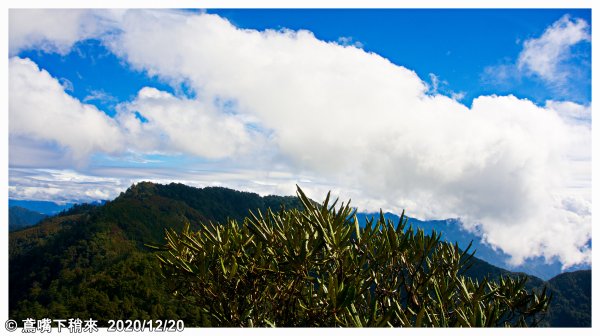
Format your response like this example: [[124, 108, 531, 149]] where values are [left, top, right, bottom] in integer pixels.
[[154, 187, 550, 327]]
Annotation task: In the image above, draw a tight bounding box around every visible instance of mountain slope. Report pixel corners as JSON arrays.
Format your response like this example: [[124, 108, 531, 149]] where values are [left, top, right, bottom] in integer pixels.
[[9, 206, 48, 231], [544, 270, 591, 327]]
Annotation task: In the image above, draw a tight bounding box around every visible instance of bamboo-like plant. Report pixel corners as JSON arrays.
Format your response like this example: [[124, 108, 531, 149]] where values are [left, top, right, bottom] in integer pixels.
[[149, 187, 550, 327]]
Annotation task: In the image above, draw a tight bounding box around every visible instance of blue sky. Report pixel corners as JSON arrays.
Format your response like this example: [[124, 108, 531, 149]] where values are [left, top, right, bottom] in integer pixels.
[[8, 9, 591, 268]]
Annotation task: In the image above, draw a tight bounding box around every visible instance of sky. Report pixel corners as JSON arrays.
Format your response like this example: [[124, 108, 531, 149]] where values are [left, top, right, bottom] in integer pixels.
[[7, 8, 591, 270]]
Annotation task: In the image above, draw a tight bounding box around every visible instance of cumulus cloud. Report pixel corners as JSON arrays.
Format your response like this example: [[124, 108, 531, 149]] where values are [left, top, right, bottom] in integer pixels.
[[9, 57, 124, 161], [9, 9, 591, 268], [517, 14, 590, 83], [115, 87, 260, 159], [9, 56, 260, 164]]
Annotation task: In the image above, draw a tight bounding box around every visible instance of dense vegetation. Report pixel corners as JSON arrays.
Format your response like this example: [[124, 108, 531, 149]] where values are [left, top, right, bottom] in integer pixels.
[[8, 182, 591, 327]]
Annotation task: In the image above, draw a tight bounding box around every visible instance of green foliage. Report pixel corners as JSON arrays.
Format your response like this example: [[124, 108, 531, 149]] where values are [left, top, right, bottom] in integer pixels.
[[153, 187, 551, 327]]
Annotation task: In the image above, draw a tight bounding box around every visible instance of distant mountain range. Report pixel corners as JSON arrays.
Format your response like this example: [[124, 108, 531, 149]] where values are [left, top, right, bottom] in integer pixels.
[[8, 206, 48, 231], [8, 200, 75, 215], [355, 212, 590, 281], [9, 182, 591, 327]]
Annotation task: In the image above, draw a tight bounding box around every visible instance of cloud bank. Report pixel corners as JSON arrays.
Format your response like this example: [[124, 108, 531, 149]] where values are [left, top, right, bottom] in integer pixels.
[[9, 9, 591, 268]]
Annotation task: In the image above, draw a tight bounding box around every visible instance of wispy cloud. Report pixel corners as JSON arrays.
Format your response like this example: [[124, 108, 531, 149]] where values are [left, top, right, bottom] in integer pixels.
[[428, 73, 465, 101], [428, 73, 444, 94], [83, 89, 118, 104], [59, 77, 74, 92], [517, 14, 590, 84], [482, 14, 590, 100]]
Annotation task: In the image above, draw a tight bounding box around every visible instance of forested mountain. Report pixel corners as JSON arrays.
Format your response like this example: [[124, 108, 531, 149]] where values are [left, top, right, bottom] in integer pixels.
[[544, 270, 592, 327], [9, 206, 47, 231], [8, 182, 591, 327]]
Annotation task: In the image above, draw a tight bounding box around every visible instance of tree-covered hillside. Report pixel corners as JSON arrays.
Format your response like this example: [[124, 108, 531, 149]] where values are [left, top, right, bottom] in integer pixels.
[[544, 270, 591, 327]]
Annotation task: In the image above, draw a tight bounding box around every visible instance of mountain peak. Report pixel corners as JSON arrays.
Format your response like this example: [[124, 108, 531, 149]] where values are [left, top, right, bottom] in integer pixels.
[[123, 181, 159, 197]]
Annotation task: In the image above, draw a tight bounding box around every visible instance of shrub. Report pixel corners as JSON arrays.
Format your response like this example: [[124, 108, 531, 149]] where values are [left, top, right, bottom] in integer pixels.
[[151, 187, 550, 327]]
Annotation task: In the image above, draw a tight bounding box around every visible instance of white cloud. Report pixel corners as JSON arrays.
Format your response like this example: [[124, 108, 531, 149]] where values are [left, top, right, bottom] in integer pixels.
[[545, 100, 591, 124], [451, 91, 465, 101], [8, 9, 591, 268], [59, 77, 74, 92], [9, 168, 128, 203], [517, 14, 590, 83], [8, 166, 314, 205], [428, 73, 463, 101], [337, 36, 364, 48], [116, 87, 261, 159], [9, 9, 123, 55], [9, 57, 125, 161], [10, 56, 260, 164], [10, 135, 81, 169], [83, 89, 117, 104], [428, 73, 442, 94]]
